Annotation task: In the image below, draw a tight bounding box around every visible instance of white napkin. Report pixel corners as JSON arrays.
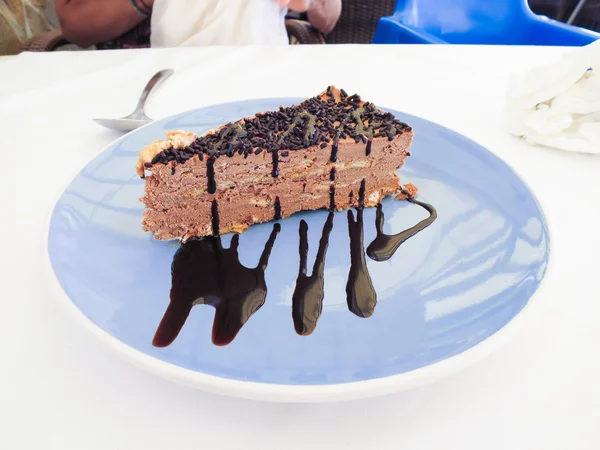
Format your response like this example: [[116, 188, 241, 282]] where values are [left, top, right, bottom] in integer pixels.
[[506, 39, 600, 154], [151, 0, 289, 47]]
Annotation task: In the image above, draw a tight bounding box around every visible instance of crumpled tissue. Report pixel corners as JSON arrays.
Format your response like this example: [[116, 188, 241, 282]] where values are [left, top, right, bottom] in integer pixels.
[[506, 39, 600, 153]]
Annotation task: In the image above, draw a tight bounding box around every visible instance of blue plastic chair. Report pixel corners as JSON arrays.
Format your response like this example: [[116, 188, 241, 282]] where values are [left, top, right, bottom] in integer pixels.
[[373, 0, 599, 46]]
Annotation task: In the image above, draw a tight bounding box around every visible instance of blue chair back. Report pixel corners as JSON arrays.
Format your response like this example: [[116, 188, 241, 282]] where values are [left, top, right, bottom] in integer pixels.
[[374, 0, 599, 45]]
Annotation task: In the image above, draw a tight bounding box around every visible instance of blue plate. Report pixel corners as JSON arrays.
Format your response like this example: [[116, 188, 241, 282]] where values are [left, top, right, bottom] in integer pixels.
[[48, 99, 549, 400]]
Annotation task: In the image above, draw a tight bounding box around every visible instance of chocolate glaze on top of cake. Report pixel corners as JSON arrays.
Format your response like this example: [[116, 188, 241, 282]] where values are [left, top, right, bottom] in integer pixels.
[[147, 87, 412, 169]]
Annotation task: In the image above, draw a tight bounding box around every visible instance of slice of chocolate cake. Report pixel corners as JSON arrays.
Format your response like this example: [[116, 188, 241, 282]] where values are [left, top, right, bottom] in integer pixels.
[[137, 87, 415, 240]]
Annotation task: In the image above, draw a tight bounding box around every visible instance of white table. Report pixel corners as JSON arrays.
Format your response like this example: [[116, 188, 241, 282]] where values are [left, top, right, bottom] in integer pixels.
[[1, 45, 599, 450]]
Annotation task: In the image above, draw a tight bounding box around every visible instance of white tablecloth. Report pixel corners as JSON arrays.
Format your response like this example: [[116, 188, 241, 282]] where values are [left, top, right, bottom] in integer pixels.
[[1, 45, 599, 450]]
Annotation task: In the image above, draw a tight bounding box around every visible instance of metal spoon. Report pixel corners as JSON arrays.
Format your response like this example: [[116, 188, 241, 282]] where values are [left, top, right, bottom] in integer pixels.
[[93, 69, 174, 132]]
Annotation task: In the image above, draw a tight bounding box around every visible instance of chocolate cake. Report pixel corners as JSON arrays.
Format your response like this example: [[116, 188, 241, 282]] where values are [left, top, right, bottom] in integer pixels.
[[136, 87, 415, 240]]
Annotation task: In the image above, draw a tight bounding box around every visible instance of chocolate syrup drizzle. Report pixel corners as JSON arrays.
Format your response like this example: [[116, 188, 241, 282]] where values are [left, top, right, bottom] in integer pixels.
[[329, 186, 336, 211], [274, 196, 282, 220], [366, 197, 438, 262], [154, 187, 437, 347], [152, 223, 281, 348], [271, 150, 279, 178], [344, 178, 377, 317], [291, 212, 334, 336], [346, 208, 377, 318], [211, 200, 220, 236], [358, 179, 366, 207], [206, 156, 216, 194], [330, 136, 339, 162]]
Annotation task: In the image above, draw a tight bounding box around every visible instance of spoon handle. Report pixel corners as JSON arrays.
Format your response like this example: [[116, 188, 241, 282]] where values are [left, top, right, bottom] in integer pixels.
[[135, 69, 175, 115]]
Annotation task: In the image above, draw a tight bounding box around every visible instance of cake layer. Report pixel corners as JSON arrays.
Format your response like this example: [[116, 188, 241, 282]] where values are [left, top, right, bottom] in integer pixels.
[[143, 177, 404, 240]]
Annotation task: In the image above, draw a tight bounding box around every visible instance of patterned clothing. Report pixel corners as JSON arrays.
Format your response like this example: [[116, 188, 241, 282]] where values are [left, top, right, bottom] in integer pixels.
[[0, 0, 58, 55], [95, 18, 151, 50]]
